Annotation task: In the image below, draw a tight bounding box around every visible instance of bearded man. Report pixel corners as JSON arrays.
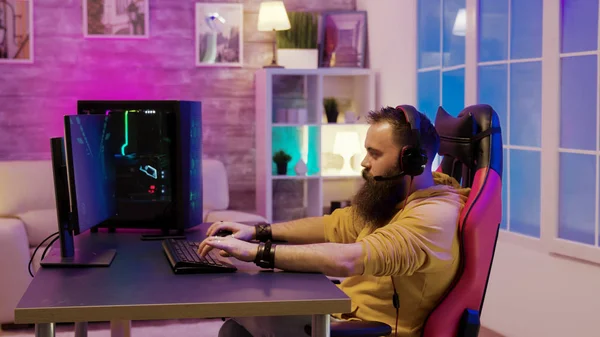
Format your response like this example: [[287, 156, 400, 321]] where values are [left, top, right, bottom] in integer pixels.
[[198, 105, 470, 337]]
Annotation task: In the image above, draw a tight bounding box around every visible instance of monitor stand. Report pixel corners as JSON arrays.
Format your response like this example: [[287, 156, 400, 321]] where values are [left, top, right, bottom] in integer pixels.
[[40, 248, 116, 267], [40, 226, 116, 268]]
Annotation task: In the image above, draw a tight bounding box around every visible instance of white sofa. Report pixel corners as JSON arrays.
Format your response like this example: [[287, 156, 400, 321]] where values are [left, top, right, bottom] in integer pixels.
[[0, 158, 265, 324]]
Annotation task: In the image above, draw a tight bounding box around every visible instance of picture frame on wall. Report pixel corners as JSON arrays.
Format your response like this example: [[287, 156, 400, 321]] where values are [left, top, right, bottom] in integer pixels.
[[0, 0, 34, 63], [318, 10, 368, 68], [83, 0, 149, 38], [195, 2, 243, 67]]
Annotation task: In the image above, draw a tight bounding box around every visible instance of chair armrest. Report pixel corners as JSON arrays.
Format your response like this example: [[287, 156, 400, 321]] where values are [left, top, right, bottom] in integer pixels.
[[458, 309, 480, 337], [304, 320, 392, 337]]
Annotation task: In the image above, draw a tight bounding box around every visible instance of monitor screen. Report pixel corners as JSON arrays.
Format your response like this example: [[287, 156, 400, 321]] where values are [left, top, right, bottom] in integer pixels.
[[64, 114, 117, 234]]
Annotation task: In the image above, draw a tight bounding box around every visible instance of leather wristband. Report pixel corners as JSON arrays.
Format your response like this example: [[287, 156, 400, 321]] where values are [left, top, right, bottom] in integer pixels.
[[255, 241, 276, 269], [254, 242, 266, 265], [255, 222, 272, 242]]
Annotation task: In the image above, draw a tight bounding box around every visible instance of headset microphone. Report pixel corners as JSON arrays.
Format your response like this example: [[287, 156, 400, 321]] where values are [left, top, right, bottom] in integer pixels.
[[372, 172, 406, 181]]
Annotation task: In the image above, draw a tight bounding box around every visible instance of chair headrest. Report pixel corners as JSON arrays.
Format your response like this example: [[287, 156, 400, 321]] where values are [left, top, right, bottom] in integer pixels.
[[435, 104, 503, 178]]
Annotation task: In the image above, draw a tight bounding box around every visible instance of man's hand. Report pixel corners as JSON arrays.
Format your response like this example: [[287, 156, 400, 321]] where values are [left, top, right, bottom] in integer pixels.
[[206, 221, 255, 242], [197, 235, 258, 263]]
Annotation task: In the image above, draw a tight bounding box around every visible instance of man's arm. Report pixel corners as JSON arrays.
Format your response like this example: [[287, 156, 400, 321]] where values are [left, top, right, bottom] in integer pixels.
[[270, 217, 327, 244], [272, 242, 364, 277], [269, 207, 358, 244]]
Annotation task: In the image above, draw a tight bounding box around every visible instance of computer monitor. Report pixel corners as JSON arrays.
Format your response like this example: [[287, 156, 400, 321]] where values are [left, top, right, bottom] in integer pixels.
[[40, 115, 118, 267], [76, 100, 203, 237]]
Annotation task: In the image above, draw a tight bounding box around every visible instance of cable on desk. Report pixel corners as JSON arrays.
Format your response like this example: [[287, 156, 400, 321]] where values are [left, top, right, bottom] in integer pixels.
[[28, 232, 58, 277], [41, 236, 60, 261]]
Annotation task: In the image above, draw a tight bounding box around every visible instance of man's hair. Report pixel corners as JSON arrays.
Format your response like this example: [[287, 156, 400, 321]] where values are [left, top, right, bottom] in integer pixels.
[[366, 106, 440, 163]]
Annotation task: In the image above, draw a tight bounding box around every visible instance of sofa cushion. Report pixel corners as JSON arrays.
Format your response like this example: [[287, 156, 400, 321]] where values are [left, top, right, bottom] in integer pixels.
[[19, 209, 58, 247], [202, 159, 229, 211], [0, 160, 56, 216], [0, 218, 32, 324], [204, 210, 267, 223]]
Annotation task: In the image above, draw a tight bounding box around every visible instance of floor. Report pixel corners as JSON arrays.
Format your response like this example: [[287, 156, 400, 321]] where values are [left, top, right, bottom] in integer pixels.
[[0, 319, 505, 336]]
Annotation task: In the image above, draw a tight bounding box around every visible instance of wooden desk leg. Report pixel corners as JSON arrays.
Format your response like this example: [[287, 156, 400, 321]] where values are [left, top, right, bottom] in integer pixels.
[[110, 320, 132, 337], [34, 323, 55, 337], [311, 314, 330, 337], [75, 322, 88, 337]]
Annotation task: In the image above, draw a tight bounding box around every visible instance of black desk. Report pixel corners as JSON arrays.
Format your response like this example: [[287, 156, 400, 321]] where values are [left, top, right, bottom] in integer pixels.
[[15, 224, 350, 337]]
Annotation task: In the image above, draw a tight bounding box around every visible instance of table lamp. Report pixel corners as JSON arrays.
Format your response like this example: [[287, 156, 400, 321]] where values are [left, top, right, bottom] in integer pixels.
[[333, 131, 361, 175], [257, 1, 291, 68]]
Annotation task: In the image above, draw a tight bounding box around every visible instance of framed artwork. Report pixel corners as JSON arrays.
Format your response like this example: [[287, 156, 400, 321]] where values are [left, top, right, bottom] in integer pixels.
[[195, 3, 243, 67], [83, 0, 149, 38], [319, 10, 368, 68], [0, 0, 34, 63]]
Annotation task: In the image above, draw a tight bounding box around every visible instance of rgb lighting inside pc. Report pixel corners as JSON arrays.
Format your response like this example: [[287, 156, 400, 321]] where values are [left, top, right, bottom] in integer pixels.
[[78, 100, 202, 232], [91, 107, 175, 203]]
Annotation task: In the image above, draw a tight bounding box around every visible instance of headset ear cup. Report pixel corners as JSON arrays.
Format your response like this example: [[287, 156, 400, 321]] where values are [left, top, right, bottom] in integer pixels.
[[401, 147, 427, 176]]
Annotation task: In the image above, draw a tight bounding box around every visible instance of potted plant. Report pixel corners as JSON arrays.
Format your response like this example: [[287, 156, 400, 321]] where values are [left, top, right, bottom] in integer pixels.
[[273, 150, 292, 175], [324, 97, 339, 123], [276, 11, 318, 68]]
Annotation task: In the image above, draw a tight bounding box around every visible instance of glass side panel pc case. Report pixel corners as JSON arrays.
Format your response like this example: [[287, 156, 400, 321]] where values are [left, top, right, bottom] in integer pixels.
[[76, 100, 203, 233]]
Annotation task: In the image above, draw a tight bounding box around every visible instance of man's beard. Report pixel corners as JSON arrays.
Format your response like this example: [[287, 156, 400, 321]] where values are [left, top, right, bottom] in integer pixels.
[[352, 167, 407, 229]]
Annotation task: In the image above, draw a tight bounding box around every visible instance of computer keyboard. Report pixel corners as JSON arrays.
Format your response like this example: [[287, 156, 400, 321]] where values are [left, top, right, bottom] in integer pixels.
[[162, 239, 237, 274]]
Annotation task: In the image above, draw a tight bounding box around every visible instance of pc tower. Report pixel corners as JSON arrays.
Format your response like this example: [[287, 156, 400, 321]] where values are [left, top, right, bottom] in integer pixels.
[[77, 100, 203, 236]]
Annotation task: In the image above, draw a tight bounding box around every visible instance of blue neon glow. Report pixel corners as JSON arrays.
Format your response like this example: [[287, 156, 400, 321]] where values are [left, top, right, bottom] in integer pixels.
[[139, 165, 158, 179]]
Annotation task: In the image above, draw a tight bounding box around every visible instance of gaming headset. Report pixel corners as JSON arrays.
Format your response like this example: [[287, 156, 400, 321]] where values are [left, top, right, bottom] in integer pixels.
[[373, 105, 428, 181]]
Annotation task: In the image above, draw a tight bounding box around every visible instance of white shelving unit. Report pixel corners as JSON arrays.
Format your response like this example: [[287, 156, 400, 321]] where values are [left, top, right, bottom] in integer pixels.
[[255, 68, 377, 223]]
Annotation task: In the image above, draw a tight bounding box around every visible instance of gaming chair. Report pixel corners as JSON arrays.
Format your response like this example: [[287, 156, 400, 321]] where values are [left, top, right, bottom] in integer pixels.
[[305, 104, 503, 337]]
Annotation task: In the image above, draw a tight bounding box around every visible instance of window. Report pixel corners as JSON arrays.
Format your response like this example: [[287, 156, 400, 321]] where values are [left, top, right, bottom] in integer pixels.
[[416, 0, 600, 263], [476, 0, 543, 238], [417, 0, 466, 122], [557, 0, 599, 247]]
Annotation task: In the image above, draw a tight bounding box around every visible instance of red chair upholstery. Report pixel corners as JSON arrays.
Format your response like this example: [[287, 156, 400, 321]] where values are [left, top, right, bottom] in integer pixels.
[[306, 104, 503, 337], [422, 104, 503, 337]]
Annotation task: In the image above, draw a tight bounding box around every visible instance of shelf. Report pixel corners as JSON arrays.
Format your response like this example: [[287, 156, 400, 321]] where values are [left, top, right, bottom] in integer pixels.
[[273, 123, 369, 127], [270, 174, 363, 180], [321, 122, 369, 126], [273, 123, 320, 127], [260, 68, 374, 76], [256, 68, 377, 223], [272, 175, 321, 180], [322, 175, 363, 179]]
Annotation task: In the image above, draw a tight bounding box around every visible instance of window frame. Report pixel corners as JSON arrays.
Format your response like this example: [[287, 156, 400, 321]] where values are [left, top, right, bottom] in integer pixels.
[[417, 0, 467, 169], [476, 0, 543, 238], [543, 0, 600, 263], [468, 0, 600, 262], [463, 0, 546, 250], [416, 0, 467, 108], [419, 0, 600, 262]]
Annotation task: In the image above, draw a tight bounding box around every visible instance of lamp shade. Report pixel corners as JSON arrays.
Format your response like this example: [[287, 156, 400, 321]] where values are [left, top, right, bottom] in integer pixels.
[[333, 131, 361, 157], [452, 8, 466, 36], [257, 1, 291, 32]]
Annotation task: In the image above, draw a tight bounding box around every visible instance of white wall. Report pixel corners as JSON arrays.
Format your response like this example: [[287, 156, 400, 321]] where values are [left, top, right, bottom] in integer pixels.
[[356, 0, 417, 108], [481, 236, 600, 337]]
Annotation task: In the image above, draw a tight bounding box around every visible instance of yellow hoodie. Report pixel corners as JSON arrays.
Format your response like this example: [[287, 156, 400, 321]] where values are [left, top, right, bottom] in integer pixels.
[[323, 172, 470, 337]]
